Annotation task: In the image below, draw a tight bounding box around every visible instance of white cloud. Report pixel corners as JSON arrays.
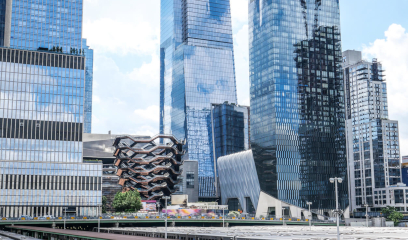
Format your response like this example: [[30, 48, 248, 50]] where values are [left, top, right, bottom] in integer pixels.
[[363, 24, 408, 156], [92, 95, 101, 104], [91, 55, 159, 135], [231, 0, 248, 27], [128, 54, 160, 87], [83, 0, 160, 55], [234, 24, 250, 106], [134, 106, 160, 123]]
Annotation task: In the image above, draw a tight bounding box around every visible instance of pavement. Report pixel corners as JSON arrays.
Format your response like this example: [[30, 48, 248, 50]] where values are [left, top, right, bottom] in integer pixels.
[[7, 226, 162, 240], [101, 225, 408, 239]]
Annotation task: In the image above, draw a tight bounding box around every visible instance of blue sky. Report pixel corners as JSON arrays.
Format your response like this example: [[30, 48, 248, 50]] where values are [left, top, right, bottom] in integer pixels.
[[83, 0, 408, 155]]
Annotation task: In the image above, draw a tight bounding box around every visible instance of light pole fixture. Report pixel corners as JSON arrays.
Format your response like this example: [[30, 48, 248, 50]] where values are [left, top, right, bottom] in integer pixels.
[[98, 205, 102, 233], [62, 207, 68, 230], [163, 196, 171, 239], [330, 177, 343, 240], [306, 202, 312, 231], [156, 202, 161, 217], [364, 204, 369, 227], [282, 208, 285, 226]]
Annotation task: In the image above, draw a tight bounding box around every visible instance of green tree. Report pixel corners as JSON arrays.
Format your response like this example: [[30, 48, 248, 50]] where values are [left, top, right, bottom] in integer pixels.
[[112, 191, 142, 213], [382, 206, 403, 226], [102, 196, 107, 213]]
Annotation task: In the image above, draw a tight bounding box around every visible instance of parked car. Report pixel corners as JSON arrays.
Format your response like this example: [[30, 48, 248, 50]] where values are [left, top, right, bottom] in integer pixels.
[[19, 215, 33, 220]]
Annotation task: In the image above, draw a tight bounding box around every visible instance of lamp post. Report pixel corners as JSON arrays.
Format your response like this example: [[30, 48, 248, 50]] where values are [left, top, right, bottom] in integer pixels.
[[330, 177, 343, 240], [62, 207, 68, 230], [220, 205, 228, 228], [156, 202, 161, 218], [282, 208, 285, 226], [163, 196, 171, 239], [98, 205, 101, 233], [306, 202, 312, 230], [364, 204, 369, 227]]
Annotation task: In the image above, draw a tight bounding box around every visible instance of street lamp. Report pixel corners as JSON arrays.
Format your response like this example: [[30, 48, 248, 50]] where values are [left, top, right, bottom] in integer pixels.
[[98, 205, 101, 233], [330, 177, 343, 240], [364, 204, 369, 227], [306, 202, 312, 230], [62, 207, 68, 230], [282, 208, 285, 226], [162, 196, 171, 239], [156, 202, 161, 218]]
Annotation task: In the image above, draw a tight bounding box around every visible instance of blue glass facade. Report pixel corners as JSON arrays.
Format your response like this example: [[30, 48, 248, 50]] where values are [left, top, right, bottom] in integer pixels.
[[9, 0, 82, 52], [249, 0, 348, 211], [83, 39, 93, 134], [0, 1, 99, 218], [160, 0, 237, 198]]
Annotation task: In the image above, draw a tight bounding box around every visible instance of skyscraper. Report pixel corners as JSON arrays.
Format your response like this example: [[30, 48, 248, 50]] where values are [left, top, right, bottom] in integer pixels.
[[343, 50, 407, 213], [0, 0, 100, 217], [248, 0, 348, 213], [83, 39, 93, 133], [160, 0, 238, 199]]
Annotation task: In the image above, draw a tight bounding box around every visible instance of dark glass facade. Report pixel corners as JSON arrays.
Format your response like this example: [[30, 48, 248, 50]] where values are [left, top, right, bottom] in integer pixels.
[[249, 0, 348, 211], [403, 168, 408, 186], [211, 103, 250, 162], [160, 0, 238, 198]]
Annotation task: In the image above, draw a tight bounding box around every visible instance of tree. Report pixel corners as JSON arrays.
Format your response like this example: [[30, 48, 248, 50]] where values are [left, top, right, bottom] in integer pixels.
[[102, 196, 107, 213], [382, 206, 403, 226], [112, 190, 142, 213]]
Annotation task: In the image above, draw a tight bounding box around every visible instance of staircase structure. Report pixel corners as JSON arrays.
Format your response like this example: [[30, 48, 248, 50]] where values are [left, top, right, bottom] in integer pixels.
[[113, 135, 185, 200]]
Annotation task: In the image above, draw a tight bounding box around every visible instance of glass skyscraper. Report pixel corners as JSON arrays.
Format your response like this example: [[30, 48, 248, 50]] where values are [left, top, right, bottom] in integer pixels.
[[249, 0, 348, 212], [83, 39, 93, 133], [344, 50, 407, 213], [160, 0, 238, 198], [0, 0, 99, 218]]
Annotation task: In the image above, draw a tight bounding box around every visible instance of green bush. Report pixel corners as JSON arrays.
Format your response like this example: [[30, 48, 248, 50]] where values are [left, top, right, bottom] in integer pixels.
[[112, 191, 143, 213]]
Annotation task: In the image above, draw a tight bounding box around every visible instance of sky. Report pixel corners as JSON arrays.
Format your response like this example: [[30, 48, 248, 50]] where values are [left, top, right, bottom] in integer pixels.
[[83, 0, 408, 155]]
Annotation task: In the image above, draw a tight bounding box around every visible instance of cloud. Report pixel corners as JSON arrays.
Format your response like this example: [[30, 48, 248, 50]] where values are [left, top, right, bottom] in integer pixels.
[[363, 24, 408, 156], [83, 0, 160, 55], [90, 55, 159, 135], [234, 24, 250, 106], [134, 106, 160, 123], [231, 0, 248, 27], [128, 54, 160, 87]]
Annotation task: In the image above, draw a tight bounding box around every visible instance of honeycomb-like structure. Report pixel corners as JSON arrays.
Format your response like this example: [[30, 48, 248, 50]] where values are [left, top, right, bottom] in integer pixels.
[[113, 135, 185, 200]]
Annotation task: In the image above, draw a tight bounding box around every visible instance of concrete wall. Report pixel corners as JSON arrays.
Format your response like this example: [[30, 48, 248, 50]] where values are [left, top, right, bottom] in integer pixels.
[[255, 191, 326, 220], [180, 160, 199, 202]]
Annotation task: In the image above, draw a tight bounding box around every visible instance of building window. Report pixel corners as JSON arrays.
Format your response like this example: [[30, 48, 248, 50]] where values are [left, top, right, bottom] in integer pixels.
[[186, 171, 194, 188]]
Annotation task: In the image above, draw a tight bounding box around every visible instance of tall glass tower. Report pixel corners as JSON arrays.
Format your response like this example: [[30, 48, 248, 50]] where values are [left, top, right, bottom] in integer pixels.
[[160, 0, 238, 198], [249, 0, 348, 212], [0, 0, 99, 218]]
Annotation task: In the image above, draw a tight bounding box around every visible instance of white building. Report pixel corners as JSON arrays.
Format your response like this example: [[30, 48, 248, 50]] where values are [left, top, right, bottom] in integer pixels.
[[343, 50, 407, 213]]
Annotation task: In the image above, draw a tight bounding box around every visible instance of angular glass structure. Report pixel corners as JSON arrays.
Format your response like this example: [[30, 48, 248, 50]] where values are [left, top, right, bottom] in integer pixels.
[[249, 0, 348, 212], [0, 0, 99, 217], [160, 0, 238, 198]]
